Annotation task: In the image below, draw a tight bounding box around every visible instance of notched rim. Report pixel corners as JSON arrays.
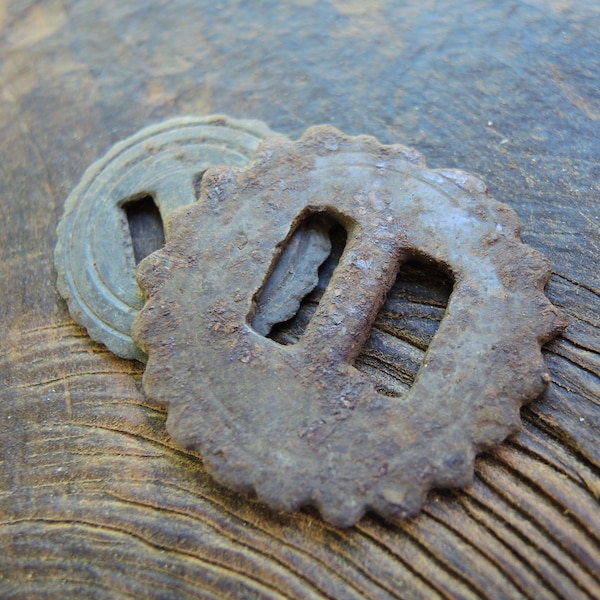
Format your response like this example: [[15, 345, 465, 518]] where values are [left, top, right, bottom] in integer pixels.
[[133, 125, 567, 527]]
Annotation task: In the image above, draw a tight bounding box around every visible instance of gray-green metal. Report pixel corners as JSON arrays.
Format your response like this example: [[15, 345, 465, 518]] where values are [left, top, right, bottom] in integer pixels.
[[55, 115, 276, 361]]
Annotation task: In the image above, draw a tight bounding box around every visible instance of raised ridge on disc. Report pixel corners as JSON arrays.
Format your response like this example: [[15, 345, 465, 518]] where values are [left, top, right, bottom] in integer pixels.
[[55, 115, 278, 361]]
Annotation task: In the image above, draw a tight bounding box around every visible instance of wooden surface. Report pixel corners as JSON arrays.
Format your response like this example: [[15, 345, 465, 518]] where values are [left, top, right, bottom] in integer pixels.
[[1, 0, 599, 597]]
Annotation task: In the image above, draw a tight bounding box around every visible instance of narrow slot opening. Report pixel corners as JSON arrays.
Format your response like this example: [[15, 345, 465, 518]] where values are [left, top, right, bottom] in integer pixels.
[[123, 194, 165, 264], [355, 258, 454, 398], [253, 215, 348, 344], [193, 171, 206, 200]]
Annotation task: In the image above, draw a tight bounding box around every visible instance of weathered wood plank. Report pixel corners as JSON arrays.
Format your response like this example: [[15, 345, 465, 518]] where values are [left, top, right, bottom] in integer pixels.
[[1, 0, 599, 597]]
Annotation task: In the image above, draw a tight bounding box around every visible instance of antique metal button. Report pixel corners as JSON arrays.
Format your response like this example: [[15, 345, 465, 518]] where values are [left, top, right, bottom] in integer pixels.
[[55, 115, 276, 361], [132, 126, 566, 526]]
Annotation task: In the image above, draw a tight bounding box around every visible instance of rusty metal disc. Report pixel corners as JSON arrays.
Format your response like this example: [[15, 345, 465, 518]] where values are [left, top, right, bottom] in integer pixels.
[[133, 125, 566, 526], [55, 115, 276, 361]]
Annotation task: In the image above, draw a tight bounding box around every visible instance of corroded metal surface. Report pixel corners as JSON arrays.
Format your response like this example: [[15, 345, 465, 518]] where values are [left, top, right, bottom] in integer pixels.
[[54, 115, 276, 361], [133, 126, 566, 526]]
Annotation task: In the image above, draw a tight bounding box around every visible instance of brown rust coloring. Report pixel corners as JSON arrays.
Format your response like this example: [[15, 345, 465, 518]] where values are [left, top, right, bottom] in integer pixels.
[[132, 125, 567, 527]]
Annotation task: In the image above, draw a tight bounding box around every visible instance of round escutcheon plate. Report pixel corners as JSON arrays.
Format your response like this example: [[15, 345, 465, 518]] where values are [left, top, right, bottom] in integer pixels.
[[55, 115, 276, 361], [133, 125, 567, 526]]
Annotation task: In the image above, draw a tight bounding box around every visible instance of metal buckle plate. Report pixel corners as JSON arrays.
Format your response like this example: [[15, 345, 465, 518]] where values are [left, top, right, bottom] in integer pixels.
[[132, 125, 566, 526]]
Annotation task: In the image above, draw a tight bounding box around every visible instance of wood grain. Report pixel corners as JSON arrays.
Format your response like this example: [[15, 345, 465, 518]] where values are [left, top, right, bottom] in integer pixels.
[[1, 0, 598, 597]]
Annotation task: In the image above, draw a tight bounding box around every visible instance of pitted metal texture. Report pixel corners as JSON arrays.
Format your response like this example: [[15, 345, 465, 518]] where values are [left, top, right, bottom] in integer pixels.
[[133, 125, 566, 526]]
